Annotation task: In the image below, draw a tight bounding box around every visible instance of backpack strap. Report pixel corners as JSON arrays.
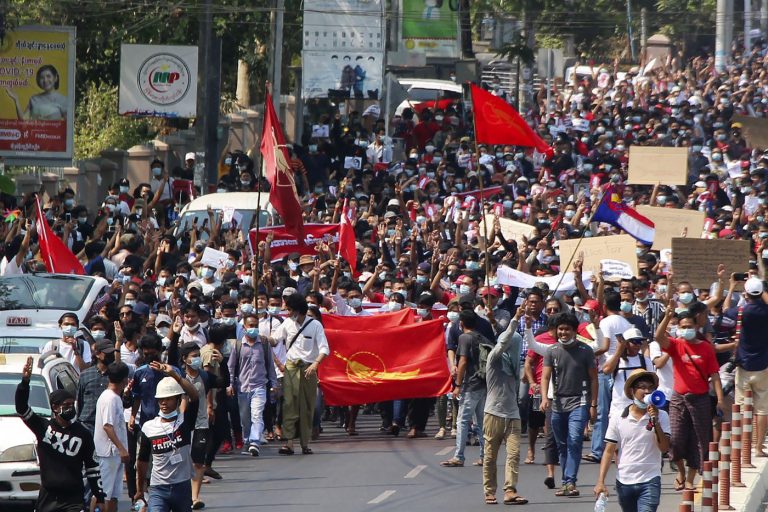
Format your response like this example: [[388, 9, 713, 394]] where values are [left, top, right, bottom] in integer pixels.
[[287, 318, 314, 352]]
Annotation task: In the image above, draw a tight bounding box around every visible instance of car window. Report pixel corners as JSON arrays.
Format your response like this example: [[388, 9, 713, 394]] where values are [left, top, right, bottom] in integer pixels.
[[0, 373, 49, 416], [407, 88, 463, 102], [176, 209, 268, 241], [0, 337, 56, 354], [0, 275, 95, 311]]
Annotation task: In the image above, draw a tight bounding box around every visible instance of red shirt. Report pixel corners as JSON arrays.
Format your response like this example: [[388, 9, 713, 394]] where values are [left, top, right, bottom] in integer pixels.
[[664, 337, 719, 395], [527, 332, 556, 392]]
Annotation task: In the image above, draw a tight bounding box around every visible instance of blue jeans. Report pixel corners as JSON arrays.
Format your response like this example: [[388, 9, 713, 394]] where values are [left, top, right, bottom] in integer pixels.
[[551, 405, 589, 485], [615, 476, 661, 512], [148, 480, 192, 512], [591, 372, 613, 458], [238, 387, 267, 446], [453, 389, 486, 462]]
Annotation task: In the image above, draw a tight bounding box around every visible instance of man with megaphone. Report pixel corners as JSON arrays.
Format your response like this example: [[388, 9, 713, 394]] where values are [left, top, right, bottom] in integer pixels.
[[594, 369, 671, 511]]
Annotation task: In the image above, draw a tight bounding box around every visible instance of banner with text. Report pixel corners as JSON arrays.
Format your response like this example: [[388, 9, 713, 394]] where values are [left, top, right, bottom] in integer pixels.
[[400, 0, 459, 58], [119, 44, 198, 118], [0, 26, 75, 163], [248, 223, 340, 261]]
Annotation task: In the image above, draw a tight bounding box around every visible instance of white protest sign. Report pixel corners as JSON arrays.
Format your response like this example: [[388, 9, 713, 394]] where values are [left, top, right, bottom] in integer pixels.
[[496, 265, 593, 292], [572, 118, 590, 132], [311, 124, 330, 138], [222, 207, 235, 224], [344, 156, 362, 170], [600, 259, 634, 280], [201, 247, 230, 270]]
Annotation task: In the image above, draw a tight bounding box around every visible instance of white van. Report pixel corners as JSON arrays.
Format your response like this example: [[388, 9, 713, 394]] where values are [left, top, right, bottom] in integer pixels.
[[395, 78, 464, 117], [174, 192, 272, 241]]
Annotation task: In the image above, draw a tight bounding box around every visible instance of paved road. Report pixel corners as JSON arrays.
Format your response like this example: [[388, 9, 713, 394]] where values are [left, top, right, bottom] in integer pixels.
[[177, 414, 682, 512]]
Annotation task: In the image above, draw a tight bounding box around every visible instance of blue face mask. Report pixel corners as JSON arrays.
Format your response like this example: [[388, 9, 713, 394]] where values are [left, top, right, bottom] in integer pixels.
[[348, 298, 363, 309], [61, 325, 77, 337], [677, 327, 697, 341], [189, 357, 202, 370], [158, 409, 179, 420], [466, 261, 480, 271], [620, 301, 633, 313], [245, 327, 259, 338], [633, 398, 648, 409], [416, 275, 428, 284], [268, 306, 281, 315]]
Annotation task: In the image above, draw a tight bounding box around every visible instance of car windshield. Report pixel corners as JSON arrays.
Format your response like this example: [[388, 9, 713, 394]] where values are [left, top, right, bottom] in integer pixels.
[[177, 209, 269, 241], [407, 87, 463, 102], [0, 337, 56, 354], [0, 373, 49, 416], [0, 275, 94, 311]]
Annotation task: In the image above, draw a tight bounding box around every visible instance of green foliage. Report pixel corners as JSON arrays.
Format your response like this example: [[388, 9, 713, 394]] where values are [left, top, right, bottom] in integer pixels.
[[73, 82, 156, 159]]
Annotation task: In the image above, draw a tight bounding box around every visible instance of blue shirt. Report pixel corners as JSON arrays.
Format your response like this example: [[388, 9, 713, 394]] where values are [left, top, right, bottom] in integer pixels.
[[131, 364, 182, 426], [737, 300, 768, 372]]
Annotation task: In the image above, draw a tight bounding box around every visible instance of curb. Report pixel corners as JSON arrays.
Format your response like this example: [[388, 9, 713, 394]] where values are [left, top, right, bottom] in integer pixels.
[[731, 454, 768, 512]]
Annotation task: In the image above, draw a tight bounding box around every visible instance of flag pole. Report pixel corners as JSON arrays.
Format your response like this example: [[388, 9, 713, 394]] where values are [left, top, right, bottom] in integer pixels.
[[468, 83, 491, 289], [551, 188, 607, 294], [254, 82, 272, 291]]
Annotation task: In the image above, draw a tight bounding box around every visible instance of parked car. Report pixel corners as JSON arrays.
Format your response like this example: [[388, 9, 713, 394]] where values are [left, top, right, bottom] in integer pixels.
[[395, 78, 464, 117], [0, 353, 79, 509], [0, 274, 109, 355]]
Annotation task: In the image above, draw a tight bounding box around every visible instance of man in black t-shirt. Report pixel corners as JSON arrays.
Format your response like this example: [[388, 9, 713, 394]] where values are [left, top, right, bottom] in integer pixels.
[[15, 356, 105, 512]]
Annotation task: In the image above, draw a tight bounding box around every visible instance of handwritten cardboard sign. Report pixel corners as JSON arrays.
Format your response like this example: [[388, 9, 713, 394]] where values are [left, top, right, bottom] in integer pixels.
[[559, 234, 638, 277], [200, 247, 230, 270], [628, 146, 688, 185], [636, 206, 705, 250], [733, 115, 768, 150], [671, 238, 751, 289], [479, 215, 537, 246]]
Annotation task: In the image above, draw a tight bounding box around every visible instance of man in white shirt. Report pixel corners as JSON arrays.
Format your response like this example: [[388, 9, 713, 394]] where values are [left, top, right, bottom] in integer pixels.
[[595, 369, 670, 512], [94, 362, 130, 512], [262, 293, 329, 455], [587, 291, 632, 463], [0, 224, 31, 276], [40, 313, 91, 373]]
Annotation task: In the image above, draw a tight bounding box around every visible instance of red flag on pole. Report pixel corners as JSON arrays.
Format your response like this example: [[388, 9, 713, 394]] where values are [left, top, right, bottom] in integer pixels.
[[318, 319, 452, 406], [34, 196, 84, 275], [339, 199, 357, 276], [260, 90, 305, 239], [470, 84, 552, 155]]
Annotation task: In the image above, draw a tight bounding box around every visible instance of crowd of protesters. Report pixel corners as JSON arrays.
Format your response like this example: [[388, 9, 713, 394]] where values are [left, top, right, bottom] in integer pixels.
[[7, 37, 768, 511]]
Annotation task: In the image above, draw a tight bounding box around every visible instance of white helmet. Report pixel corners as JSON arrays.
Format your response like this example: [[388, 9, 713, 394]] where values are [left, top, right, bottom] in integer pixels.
[[155, 377, 184, 399]]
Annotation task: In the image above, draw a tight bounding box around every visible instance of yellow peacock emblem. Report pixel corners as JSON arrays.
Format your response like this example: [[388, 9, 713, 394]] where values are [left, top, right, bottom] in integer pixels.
[[334, 351, 420, 384]]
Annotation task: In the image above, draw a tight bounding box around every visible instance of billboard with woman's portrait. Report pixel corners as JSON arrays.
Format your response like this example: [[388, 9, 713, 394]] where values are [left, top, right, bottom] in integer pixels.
[[0, 26, 76, 163]]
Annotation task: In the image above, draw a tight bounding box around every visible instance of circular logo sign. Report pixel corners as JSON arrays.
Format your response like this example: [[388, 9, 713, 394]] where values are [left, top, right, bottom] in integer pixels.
[[136, 53, 191, 107]]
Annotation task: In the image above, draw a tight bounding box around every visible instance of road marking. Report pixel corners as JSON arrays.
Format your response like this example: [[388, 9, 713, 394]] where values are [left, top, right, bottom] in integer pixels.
[[404, 465, 427, 479], [436, 446, 453, 456], [368, 490, 396, 504]]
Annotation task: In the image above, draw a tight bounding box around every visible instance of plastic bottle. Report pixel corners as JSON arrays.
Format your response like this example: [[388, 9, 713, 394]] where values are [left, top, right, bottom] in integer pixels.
[[594, 492, 608, 512]]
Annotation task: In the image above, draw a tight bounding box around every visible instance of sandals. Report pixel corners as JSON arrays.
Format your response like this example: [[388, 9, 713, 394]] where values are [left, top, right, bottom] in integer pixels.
[[555, 483, 579, 497], [582, 454, 600, 463], [524, 456, 535, 464], [503, 494, 529, 505], [472, 459, 483, 466], [302, 447, 313, 454], [278, 445, 294, 455], [544, 476, 556, 489], [485, 495, 498, 505], [440, 458, 464, 467]]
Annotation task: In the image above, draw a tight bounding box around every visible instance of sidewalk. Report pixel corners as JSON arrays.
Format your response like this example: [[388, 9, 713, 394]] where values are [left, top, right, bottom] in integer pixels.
[[730, 453, 768, 512]]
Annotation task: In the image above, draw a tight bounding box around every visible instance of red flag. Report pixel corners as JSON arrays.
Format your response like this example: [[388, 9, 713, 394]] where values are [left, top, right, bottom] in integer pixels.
[[260, 91, 305, 239], [248, 223, 339, 261], [470, 84, 552, 155], [34, 197, 84, 275], [412, 98, 456, 115], [452, 185, 504, 202], [322, 308, 415, 331], [339, 199, 357, 276], [318, 319, 451, 406]]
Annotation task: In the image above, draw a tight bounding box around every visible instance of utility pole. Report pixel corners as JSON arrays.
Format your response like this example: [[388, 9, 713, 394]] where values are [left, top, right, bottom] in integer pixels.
[[640, 8, 647, 57], [626, 0, 636, 61], [762, 0, 768, 34], [269, 0, 285, 119], [746, 0, 753, 54], [715, 0, 728, 72], [196, 0, 222, 189]]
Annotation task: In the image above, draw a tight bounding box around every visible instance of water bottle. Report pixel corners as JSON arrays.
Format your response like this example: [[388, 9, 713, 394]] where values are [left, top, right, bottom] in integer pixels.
[[594, 492, 608, 512]]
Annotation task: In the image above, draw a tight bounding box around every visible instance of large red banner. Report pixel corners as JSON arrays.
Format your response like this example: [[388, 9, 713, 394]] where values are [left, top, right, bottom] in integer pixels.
[[0, 119, 66, 152], [319, 319, 452, 406], [322, 308, 414, 331], [248, 223, 339, 261]]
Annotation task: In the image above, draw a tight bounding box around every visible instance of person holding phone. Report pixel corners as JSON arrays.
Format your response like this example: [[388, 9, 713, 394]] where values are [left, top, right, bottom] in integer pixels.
[[15, 356, 106, 512], [655, 300, 724, 492]]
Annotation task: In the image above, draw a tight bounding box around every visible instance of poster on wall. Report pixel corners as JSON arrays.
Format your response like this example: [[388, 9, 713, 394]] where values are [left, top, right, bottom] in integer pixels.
[[399, 0, 459, 58], [118, 44, 198, 118], [0, 25, 76, 164], [302, 50, 384, 99], [303, 0, 384, 51]]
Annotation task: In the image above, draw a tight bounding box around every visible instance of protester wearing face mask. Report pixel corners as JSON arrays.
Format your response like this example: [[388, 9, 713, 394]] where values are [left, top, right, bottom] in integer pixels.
[[199, 265, 221, 296], [655, 305, 724, 492], [40, 313, 91, 373], [601, 328, 655, 420], [129, 334, 181, 432], [594, 369, 670, 512], [176, 304, 208, 348], [76, 339, 118, 434], [16, 356, 106, 512]]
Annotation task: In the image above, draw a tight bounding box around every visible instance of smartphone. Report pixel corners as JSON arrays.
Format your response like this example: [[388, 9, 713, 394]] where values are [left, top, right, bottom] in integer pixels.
[[65, 213, 71, 222], [733, 272, 748, 281]]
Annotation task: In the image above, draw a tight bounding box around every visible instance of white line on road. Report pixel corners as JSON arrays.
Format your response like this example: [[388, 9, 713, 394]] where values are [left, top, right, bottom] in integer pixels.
[[404, 465, 427, 479], [435, 446, 453, 456], [368, 490, 396, 504]]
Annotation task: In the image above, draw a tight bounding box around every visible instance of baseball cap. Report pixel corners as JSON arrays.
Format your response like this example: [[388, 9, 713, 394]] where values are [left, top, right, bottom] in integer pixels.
[[155, 314, 173, 327], [622, 327, 646, 343], [282, 287, 298, 297], [185, 152, 196, 161], [478, 286, 500, 297], [745, 277, 764, 296], [579, 299, 600, 311], [94, 340, 116, 354]]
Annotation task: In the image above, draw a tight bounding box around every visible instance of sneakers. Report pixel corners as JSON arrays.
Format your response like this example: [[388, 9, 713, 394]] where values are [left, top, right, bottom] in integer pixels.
[[218, 440, 232, 455], [434, 427, 446, 440], [450, 428, 457, 438], [248, 444, 260, 457], [234, 433, 244, 451]]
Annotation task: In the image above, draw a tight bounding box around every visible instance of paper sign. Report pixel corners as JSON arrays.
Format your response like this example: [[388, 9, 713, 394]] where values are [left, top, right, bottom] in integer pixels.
[[480, 215, 536, 246], [572, 118, 590, 132], [636, 206, 706, 250], [344, 156, 362, 170], [671, 238, 751, 289], [727, 160, 743, 179], [496, 265, 594, 292], [311, 124, 330, 138], [221, 207, 235, 224], [200, 247, 230, 270], [601, 259, 634, 280], [733, 115, 768, 150], [628, 146, 688, 185], [558, 234, 638, 277]]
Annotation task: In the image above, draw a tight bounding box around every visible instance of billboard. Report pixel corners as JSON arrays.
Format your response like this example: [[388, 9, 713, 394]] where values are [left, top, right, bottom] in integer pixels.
[[302, 51, 384, 99], [400, 0, 459, 58], [0, 26, 76, 164], [302, 0, 384, 99], [119, 44, 198, 118]]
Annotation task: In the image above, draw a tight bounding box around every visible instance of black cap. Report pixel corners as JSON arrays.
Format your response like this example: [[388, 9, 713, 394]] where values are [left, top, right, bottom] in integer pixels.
[[49, 389, 74, 406], [95, 340, 116, 354]]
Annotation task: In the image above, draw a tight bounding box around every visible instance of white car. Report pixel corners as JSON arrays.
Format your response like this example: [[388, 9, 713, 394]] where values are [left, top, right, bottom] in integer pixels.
[[0, 274, 110, 355], [174, 192, 272, 242], [395, 78, 464, 118], [0, 353, 79, 509]]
